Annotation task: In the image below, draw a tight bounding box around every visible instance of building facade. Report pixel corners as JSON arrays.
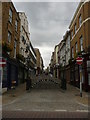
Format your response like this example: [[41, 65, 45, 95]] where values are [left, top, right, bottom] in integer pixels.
[[1, 2, 37, 90], [49, 52, 54, 75], [54, 45, 59, 78], [18, 12, 30, 84], [63, 30, 71, 83], [34, 48, 43, 75], [29, 42, 37, 76], [2, 2, 20, 89], [69, 1, 90, 91]]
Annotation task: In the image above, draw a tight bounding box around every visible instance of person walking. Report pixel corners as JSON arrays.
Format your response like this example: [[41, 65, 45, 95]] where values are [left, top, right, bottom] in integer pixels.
[[26, 76, 32, 91]]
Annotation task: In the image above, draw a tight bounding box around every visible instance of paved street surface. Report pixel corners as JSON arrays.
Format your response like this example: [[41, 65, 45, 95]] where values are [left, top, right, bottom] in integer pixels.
[[2, 74, 89, 119], [2, 111, 88, 119]]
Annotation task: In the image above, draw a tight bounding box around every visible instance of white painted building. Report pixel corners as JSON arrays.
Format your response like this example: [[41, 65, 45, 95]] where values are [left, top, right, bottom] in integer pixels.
[[55, 45, 59, 65], [63, 30, 70, 66], [19, 12, 30, 60], [60, 40, 66, 67], [66, 33, 70, 65]]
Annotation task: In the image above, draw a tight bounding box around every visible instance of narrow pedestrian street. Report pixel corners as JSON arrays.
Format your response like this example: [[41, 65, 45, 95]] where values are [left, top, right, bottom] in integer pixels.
[[1, 1, 90, 119], [2, 74, 88, 118]]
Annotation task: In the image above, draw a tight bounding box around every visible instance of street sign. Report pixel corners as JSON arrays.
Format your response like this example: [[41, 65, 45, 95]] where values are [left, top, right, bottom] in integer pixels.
[[76, 57, 83, 65], [76, 57, 83, 97], [0, 58, 6, 67]]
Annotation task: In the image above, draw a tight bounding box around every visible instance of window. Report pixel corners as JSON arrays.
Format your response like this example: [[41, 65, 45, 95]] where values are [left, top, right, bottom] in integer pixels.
[[15, 20, 18, 31], [79, 14, 82, 27], [9, 8, 13, 23], [20, 47, 23, 55], [8, 31, 12, 43], [75, 42, 78, 53], [72, 47, 74, 58], [74, 23, 77, 34], [14, 40, 17, 58], [80, 36, 83, 51], [22, 36, 24, 42], [71, 30, 73, 39]]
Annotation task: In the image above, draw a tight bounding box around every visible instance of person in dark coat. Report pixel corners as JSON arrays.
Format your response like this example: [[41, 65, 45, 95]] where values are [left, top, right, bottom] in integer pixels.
[[26, 76, 32, 91]]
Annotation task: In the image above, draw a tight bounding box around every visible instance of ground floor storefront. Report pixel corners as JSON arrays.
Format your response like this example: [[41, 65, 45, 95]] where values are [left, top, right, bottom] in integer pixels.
[[2, 56, 18, 90], [2, 55, 36, 90], [70, 53, 90, 92], [53, 53, 90, 92]]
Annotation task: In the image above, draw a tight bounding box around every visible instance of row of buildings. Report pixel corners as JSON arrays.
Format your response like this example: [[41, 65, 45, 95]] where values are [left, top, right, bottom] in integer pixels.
[[0, 2, 44, 89], [49, 1, 90, 91]]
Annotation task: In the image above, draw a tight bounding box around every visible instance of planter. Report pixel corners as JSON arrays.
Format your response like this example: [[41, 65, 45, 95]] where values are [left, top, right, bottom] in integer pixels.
[[2, 42, 12, 52], [16, 53, 25, 62]]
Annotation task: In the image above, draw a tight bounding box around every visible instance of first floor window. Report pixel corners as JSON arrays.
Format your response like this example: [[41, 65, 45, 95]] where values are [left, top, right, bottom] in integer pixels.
[[80, 35, 83, 51], [75, 42, 78, 53], [20, 47, 23, 55], [74, 23, 77, 34], [71, 30, 73, 39], [8, 31, 12, 43], [20, 47, 24, 56], [72, 47, 74, 58]]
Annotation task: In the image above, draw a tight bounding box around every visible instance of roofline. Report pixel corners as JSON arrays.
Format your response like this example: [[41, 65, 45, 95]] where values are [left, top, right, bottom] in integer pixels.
[[69, 1, 83, 28]]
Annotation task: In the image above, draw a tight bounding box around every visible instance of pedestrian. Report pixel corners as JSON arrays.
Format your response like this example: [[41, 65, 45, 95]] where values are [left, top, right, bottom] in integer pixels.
[[26, 76, 32, 91]]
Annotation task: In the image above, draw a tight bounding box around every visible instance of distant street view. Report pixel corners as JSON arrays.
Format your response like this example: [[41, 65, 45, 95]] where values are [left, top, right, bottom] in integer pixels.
[[0, 0, 90, 119]]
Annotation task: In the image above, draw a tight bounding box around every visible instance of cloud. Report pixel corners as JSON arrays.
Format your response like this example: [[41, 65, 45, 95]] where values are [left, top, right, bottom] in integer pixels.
[[14, 2, 79, 67]]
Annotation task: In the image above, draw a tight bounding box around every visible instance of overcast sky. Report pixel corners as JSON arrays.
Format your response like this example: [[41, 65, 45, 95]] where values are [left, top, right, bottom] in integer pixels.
[[13, 2, 79, 68]]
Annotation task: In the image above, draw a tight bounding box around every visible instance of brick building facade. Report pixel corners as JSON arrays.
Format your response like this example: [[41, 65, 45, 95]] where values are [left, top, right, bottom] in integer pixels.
[[34, 48, 43, 75], [2, 2, 20, 89], [69, 1, 90, 91]]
